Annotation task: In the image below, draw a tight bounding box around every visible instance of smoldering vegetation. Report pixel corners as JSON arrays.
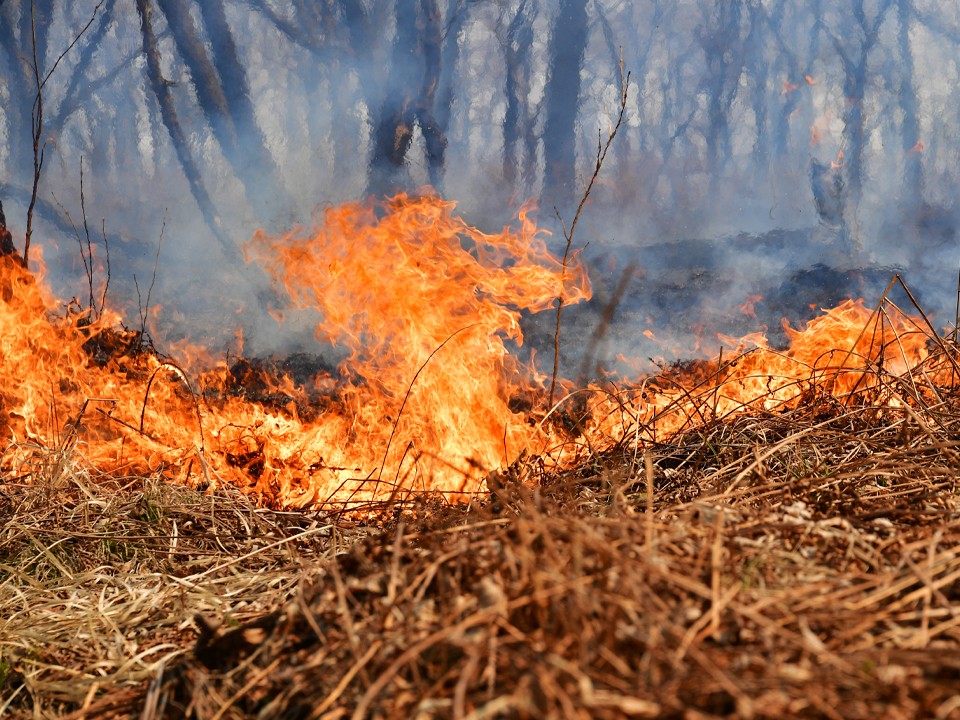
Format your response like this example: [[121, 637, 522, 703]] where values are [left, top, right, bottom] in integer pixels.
[[3, 3, 960, 717], [3, 320, 960, 718]]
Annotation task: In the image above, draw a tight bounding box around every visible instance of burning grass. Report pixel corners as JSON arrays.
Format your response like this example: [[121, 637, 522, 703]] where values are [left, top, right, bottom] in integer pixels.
[[3, 354, 959, 718], [2, 193, 960, 716]]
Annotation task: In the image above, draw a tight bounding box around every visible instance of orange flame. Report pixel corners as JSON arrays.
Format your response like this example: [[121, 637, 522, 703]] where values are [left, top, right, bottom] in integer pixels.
[[244, 192, 590, 503], [1, 193, 591, 506], [585, 299, 936, 447], [0, 193, 944, 508]]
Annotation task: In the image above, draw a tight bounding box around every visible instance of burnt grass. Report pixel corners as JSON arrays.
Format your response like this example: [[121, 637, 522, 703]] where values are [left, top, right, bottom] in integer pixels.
[[2, 345, 960, 718]]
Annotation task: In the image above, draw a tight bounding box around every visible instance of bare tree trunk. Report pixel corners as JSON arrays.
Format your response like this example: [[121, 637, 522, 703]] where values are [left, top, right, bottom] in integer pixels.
[[368, 0, 448, 196], [156, 0, 290, 225], [51, 0, 118, 131], [327, 0, 384, 193], [135, 0, 238, 264], [502, 0, 534, 189], [415, 0, 445, 189], [897, 0, 922, 201], [0, 5, 35, 204], [368, 0, 416, 195], [198, 0, 291, 222], [0, 200, 17, 258], [832, 0, 893, 250], [542, 0, 588, 209], [698, 2, 747, 174]]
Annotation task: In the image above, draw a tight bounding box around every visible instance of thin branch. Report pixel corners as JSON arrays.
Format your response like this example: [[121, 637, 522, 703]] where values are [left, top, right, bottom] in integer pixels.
[[99, 217, 111, 320], [135, 209, 167, 351], [24, 0, 44, 268], [549, 53, 631, 408], [24, 0, 106, 268]]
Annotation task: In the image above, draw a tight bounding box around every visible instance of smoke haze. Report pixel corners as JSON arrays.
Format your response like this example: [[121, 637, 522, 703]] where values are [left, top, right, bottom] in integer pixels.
[[0, 0, 957, 374]]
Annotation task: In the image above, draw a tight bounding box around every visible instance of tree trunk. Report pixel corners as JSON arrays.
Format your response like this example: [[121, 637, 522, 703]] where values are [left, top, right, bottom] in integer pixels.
[[542, 0, 588, 210], [135, 0, 238, 263], [368, 0, 448, 196], [157, 0, 291, 225]]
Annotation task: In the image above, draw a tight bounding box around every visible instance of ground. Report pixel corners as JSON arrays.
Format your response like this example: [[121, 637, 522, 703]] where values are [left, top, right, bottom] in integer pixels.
[[2, 389, 959, 719]]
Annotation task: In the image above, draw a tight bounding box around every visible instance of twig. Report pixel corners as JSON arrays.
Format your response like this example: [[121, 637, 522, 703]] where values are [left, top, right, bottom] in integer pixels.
[[375, 324, 478, 494], [24, 0, 106, 268], [50, 158, 100, 318], [79, 158, 96, 316], [99, 218, 111, 318], [549, 53, 630, 407], [135, 209, 167, 349], [25, 0, 44, 269], [140, 359, 206, 452]]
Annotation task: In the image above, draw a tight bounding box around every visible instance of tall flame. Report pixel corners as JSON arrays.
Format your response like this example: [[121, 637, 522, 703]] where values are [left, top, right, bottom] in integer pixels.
[[0, 192, 945, 508], [1, 193, 590, 506], [243, 192, 590, 503]]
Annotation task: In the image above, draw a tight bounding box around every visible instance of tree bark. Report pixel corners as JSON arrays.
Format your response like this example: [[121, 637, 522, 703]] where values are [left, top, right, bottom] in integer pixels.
[[368, 0, 449, 196], [135, 0, 238, 264], [156, 0, 290, 225], [542, 0, 588, 209], [502, 0, 534, 189]]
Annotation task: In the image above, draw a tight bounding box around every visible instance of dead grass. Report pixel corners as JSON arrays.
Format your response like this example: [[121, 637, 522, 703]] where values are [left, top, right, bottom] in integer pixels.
[[3, 308, 960, 718], [0, 448, 360, 718]]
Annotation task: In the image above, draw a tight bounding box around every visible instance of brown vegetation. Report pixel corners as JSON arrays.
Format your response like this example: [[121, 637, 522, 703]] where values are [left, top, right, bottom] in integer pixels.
[[3, 368, 959, 717]]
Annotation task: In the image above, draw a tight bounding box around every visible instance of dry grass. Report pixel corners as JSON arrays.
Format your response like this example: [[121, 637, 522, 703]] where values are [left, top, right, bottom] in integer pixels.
[[3, 311, 960, 718], [0, 449, 358, 718]]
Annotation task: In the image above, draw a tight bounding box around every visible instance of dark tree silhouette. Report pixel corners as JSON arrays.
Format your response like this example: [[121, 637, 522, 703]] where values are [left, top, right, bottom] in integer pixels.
[[367, 0, 447, 195], [698, 2, 744, 170], [0, 0, 957, 305], [202, 0, 293, 220], [135, 0, 237, 262], [47, 0, 119, 132], [502, 0, 536, 189], [0, 7, 37, 184], [897, 0, 922, 202], [155, 0, 290, 225], [542, 0, 588, 209]]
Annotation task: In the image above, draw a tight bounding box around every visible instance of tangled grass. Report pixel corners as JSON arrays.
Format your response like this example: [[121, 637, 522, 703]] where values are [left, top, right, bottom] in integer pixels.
[[2, 290, 960, 718], [3, 389, 959, 718]]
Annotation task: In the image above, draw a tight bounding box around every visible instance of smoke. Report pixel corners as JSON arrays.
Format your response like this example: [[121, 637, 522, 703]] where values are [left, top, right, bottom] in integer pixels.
[[0, 0, 958, 375]]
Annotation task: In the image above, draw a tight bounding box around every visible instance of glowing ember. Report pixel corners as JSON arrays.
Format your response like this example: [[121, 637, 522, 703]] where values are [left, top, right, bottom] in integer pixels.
[[0, 192, 944, 508]]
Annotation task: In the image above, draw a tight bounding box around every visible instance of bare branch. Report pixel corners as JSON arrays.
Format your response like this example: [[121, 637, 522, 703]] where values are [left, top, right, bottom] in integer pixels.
[[24, 0, 106, 268], [549, 54, 631, 408]]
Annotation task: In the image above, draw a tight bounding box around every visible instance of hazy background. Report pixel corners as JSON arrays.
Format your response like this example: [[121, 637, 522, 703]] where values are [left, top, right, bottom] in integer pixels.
[[1, 0, 958, 376]]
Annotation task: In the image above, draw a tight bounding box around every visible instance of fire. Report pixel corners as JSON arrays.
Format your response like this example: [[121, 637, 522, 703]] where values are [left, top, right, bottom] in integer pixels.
[[738, 294, 764, 318], [243, 193, 589, 503], [1, 193, 590, 506], [586, 299, 937, 446], [0, 192, 945, 508]]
